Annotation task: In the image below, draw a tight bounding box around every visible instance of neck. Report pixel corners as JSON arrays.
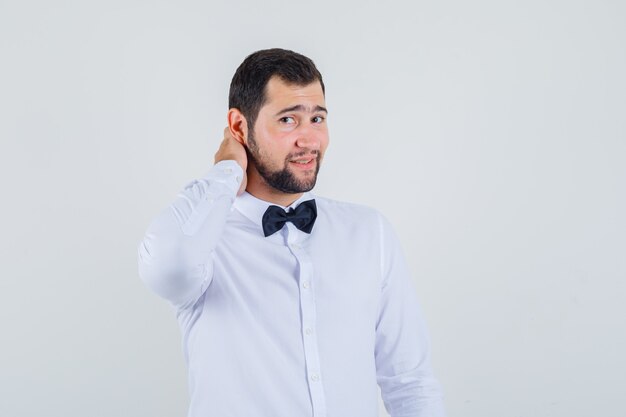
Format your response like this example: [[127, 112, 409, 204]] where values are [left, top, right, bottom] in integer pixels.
[[245, 186, 303, 207]]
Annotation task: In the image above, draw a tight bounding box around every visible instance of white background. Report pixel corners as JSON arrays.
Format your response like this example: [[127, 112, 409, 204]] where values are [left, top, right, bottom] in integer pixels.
[[1, 0, 624, 416]]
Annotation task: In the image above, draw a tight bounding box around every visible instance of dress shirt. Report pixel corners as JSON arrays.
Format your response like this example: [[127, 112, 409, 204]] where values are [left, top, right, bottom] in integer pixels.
[[138, 160, 445, 417]]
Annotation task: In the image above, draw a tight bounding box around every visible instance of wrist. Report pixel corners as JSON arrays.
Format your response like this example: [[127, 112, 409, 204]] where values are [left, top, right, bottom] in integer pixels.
[[215, 155, 243, 166]]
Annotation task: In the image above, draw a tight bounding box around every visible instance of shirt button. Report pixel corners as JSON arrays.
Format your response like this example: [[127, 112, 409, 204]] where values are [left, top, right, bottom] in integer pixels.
[[305, 328, 312, 335], [310, 373, 319, 382], [292, 243, 300, 249], [224, 168, 233, 174], [302, 281, 309, 289]]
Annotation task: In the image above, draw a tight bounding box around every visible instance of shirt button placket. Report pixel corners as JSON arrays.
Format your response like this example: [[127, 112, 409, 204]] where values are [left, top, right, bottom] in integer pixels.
[[286, 224, 327, 417]]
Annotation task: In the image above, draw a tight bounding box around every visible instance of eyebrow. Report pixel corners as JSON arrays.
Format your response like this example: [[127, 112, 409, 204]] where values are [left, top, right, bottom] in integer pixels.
[[274, 105, 328, 117]]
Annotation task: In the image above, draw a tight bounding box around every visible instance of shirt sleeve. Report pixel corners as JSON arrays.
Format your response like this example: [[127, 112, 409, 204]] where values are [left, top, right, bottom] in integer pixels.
[[137, 160, 243, 309], [375, 213, 446, 417]]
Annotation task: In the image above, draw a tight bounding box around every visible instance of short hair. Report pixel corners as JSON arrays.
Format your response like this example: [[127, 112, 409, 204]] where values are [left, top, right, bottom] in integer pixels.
[[228, 48, 325, 131]]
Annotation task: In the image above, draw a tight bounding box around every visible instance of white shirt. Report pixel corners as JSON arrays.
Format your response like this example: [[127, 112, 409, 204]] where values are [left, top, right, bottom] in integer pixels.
[[138, 160, 445, 417]]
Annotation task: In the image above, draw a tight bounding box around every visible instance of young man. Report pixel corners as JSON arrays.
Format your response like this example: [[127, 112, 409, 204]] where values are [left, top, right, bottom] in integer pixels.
[[138, 48, 445, 417]]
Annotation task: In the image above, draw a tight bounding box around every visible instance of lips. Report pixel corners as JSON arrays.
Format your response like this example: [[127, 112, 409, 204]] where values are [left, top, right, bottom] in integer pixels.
[[289, 156, 316, 170]]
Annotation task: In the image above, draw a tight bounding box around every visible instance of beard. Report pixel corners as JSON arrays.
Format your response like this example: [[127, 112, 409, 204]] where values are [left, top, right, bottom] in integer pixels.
[[246, 132, 321, 194]]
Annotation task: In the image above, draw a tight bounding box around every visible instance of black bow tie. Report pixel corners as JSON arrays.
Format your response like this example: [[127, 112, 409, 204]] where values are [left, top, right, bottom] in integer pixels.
[[262, 199, 317, 237]]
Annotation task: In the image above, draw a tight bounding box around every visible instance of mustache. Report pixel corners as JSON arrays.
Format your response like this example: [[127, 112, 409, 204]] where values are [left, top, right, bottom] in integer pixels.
[[286, 150, 320, 160]]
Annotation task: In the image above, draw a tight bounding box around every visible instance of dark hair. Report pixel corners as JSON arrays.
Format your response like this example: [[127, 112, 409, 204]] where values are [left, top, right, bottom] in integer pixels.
[[228, 48, 325, 131]]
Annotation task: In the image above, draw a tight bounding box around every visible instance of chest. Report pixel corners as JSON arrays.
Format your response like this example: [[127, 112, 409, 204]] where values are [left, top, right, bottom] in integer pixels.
[[210, 223, 382, 324]]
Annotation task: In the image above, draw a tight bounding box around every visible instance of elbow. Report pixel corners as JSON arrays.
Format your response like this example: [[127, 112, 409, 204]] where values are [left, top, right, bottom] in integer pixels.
[[137, 234, 207, 305], [137, 235, 177, 298]]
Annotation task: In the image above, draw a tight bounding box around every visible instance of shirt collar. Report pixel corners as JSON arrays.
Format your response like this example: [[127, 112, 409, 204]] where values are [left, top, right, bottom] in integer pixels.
[[233, 190, 314, 232]]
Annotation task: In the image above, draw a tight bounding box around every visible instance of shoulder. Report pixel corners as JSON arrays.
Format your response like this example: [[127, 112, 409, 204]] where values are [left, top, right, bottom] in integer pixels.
[[313, 195, 385, 229], [313, 195, 403, 243]]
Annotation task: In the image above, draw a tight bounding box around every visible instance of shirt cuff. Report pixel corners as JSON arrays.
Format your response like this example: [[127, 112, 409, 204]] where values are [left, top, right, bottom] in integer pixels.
[[206, 160, 244, 193], [176, 160, 244, 236]]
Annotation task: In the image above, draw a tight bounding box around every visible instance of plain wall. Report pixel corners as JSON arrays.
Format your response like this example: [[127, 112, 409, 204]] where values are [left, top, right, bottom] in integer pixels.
[[1, 0, 624, 416]]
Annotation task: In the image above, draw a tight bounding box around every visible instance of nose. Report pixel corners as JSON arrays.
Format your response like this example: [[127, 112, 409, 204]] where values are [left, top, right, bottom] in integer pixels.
[[295, 124, 321, 151]]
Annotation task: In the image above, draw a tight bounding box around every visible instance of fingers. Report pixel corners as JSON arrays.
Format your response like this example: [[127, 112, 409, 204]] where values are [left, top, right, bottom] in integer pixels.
[[223, 126, 233, 142], [215, 127, 248, 185]]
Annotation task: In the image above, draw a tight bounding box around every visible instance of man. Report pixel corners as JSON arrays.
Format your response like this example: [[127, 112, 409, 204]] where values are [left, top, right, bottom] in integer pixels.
[[138, 48, 445, 417]]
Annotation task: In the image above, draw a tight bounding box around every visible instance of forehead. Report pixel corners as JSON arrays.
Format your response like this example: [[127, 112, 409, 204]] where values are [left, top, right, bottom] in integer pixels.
[[262, 76, 325, 111]]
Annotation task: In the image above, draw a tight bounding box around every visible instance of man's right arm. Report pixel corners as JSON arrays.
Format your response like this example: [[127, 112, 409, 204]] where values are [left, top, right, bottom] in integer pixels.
[[137, 160, 243, 309], [138, 129, 248, 309]]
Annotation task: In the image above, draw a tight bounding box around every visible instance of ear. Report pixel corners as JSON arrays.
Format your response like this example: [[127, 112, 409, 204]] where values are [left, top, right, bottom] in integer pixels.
[[227, 108, 248, 145]]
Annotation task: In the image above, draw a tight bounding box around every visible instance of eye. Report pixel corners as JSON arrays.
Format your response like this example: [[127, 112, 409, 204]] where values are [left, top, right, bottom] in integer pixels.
[[312, 115, 325, 123], [279, 116, 296, 124]]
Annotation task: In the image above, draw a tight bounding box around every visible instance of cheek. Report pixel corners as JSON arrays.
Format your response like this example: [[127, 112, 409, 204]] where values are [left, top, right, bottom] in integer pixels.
[[253, 127, 287, 155], [319, 133, 330, 153], [260, 139, 293, 166]]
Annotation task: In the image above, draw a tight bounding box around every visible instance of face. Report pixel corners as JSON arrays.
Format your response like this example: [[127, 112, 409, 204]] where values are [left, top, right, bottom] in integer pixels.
[[245, 76, 329, 195]]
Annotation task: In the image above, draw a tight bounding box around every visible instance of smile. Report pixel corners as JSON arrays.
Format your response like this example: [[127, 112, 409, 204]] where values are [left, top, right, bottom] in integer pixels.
[[289, 158, 316, 169]]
